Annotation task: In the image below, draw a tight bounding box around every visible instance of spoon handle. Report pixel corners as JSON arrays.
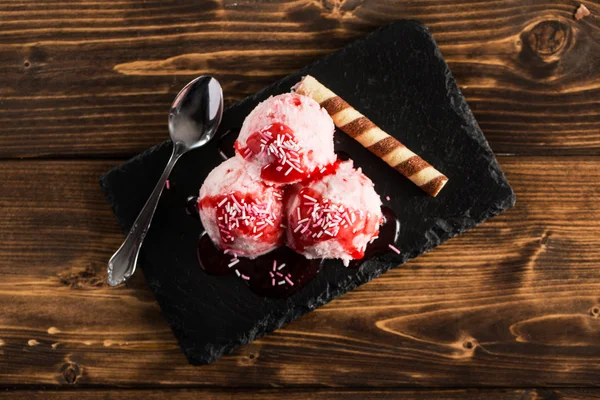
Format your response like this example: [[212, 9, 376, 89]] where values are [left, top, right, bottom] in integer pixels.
[[107, 142, 186, 286]]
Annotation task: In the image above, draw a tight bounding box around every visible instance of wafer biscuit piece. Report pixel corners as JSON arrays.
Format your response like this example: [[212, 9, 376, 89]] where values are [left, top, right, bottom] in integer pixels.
[[294, 75, 448, 197]]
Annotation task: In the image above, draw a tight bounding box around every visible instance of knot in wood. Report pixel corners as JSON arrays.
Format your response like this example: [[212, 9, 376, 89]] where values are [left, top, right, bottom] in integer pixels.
[[59, 265, 105, 289], [60, 362, 81, 384], [317, 0, 363, 15], [526, 20, 569, 58], [237, 350, 259, 366]]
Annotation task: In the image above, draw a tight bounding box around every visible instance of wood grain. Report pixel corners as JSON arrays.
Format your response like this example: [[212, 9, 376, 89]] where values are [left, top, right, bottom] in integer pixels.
[[0, 0, 599, 158], [2, 0, 600, 392], [0, 157, 599, 387], [2, 389, 600, 400]]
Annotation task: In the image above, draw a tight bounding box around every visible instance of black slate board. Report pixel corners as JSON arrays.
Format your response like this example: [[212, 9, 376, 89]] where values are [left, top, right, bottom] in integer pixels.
[[100, 20, 515, 365]]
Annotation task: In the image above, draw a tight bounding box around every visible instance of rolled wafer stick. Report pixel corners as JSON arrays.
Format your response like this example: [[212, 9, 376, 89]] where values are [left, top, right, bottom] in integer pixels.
[[294, 75, 448, 197]]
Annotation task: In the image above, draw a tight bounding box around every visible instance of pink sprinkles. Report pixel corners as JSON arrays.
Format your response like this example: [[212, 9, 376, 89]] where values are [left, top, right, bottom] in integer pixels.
[[228, 258, 240, 268], [388, 244, 401, 254], [291, 195, 366, 242], [216, 192, 279, 244], [268, 260, 294, 287], [302, 194, 317, 202], [165, 180, 171, 190], [245, 126, 304, 175]]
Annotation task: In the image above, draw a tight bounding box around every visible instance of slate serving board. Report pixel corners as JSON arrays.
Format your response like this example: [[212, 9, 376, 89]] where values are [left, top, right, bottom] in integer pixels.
[[100, 20, 515, 365]]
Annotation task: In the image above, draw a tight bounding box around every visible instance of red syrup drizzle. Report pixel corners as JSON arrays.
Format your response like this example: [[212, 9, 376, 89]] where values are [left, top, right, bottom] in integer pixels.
[[287, 187, 381, 260], [198, 192, 283, 248], [234, 122, 309, 184], [186, 196, 400, 298], [347, 207, 400, 269]]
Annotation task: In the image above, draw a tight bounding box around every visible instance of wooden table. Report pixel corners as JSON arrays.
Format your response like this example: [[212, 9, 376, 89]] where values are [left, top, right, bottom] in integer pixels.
[[1, 1, 599, 398]]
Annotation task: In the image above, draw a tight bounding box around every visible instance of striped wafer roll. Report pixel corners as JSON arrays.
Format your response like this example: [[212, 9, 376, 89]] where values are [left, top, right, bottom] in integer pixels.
[[294, 75, 448, 197]]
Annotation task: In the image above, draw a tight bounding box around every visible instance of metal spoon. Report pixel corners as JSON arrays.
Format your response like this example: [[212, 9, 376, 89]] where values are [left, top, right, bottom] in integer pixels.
[[107, 76, 224, 287]]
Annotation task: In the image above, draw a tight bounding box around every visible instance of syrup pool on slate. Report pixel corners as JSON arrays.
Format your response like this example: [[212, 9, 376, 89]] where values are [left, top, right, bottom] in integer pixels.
[[347, 207, 400, 269], [197, 234, 323, 298], [187, 195, 400, 298]]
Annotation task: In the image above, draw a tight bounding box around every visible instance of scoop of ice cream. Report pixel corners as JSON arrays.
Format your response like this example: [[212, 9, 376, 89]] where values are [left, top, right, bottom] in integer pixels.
[[199, 157, 285, 258], [285, 160, 383, 265], [234, 93, 336, 186]]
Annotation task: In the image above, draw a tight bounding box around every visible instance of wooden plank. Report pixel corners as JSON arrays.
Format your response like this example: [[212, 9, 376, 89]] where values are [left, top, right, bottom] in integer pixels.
[[0, 157, 599, 387], [2, 388, 600, 400], [0, 0, 599, 158]]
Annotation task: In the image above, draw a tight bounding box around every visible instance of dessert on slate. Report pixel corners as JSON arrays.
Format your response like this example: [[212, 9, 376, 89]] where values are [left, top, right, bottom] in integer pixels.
[[198, 157, 285, 258], [285, 160, 383, 266], [234, 93, 336, 186], [199, 76, 437, 273]]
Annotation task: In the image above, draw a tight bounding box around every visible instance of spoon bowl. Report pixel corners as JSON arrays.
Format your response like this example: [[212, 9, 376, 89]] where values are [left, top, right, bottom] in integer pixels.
[[169, 76, 223, 150], [107, 76, 224, 287]]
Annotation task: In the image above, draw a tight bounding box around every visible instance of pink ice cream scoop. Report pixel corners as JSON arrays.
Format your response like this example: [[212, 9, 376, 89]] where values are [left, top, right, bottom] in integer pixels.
[[285, 160, 383, 266], [234, 93, 336, 186], [199, 157, 285, 258]]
